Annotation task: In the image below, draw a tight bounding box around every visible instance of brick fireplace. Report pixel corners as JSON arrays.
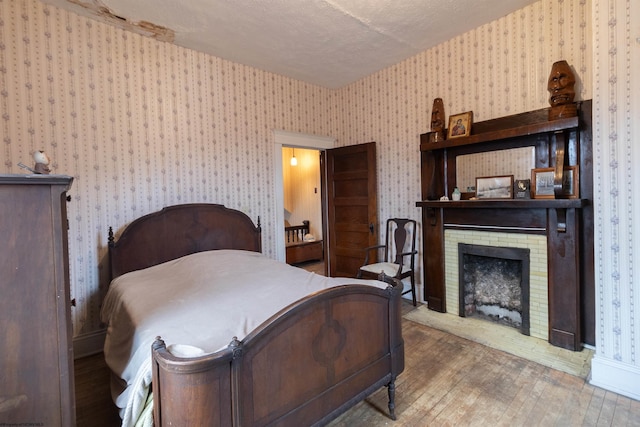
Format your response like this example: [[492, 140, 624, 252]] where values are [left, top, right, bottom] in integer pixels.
[[417, 196, 590, 351], [444, 230, 548, 340]]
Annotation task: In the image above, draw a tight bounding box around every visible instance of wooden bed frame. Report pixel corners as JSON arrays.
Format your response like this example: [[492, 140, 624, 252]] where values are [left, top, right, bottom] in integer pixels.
[[107, 203, 405, 426], [285, 219, 324, 265], [108, 203, 262, 278]]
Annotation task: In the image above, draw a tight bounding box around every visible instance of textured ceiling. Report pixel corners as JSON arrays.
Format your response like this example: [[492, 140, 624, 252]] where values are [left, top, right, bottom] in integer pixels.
[[41, 0, 538, 89]]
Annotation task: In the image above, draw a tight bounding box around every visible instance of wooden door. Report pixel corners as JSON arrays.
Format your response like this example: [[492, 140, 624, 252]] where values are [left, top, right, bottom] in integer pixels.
[[324, 142, 377, 277]]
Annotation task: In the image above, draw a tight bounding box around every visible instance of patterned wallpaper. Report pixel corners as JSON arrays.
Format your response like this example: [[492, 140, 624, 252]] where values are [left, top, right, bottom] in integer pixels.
[[333, 0, 592, 235], [0, 0, 333, 336], [5, 0, 637, 398], [589, 0, 640, 398]]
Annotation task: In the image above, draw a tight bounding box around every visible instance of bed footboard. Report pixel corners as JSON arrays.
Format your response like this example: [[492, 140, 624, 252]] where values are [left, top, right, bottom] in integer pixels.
[[152, 279, 404, 426]]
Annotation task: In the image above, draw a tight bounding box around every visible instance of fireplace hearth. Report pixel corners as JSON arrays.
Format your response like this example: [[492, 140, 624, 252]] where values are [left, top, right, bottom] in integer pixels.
[[458, 244, 530, 335]]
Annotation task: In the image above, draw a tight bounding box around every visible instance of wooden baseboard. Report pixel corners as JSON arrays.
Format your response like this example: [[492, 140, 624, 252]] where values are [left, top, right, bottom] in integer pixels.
[[73, 330, 106, 359]]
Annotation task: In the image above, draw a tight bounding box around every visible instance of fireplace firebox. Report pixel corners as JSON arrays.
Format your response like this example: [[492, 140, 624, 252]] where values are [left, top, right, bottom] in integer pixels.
[[458, 244, 530, 335]]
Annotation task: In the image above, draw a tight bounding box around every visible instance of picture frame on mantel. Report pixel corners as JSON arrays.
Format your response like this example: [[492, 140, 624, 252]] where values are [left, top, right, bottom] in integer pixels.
[[531, 167, 555, 199], [514, 179, 531, 199], [561, 165, 580, 198], [475, 175, 514, 199], [447, 111, 473, 139]]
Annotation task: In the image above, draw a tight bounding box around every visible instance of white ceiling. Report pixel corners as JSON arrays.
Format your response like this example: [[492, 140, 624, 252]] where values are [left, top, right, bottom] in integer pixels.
[[41, 0, 538, 89]]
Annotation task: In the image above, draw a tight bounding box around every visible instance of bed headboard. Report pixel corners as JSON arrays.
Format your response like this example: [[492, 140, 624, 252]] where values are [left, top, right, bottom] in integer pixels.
[[108, 204, 261, 279]]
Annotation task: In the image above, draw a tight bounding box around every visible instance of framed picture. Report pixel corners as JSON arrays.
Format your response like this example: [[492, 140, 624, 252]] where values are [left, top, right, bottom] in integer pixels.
[[531, 167, 555, 199], [447, 111, 473, 139], [475, 175, 514, 199], [514, 179, 531, 199], [561, 165, 579, 198]]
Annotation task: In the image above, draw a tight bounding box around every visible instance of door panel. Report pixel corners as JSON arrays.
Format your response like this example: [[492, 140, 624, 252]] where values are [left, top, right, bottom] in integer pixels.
[[325, 142, 377, 277]]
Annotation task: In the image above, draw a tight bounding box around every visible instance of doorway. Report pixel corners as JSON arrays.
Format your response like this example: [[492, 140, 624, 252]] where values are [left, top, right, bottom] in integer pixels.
[[274, 131, 378, 278], [282, 146, 324, 273], [273, 130, 334, 264], [282, 146, 322, 240]]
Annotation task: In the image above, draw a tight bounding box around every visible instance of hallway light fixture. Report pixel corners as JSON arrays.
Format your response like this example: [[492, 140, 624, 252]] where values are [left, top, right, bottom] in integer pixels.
[[290, 148, 298, 166]]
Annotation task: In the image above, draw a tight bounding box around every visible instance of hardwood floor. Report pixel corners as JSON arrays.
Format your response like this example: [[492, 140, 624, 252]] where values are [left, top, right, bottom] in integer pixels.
[[75, 302, 640, 426], [74, 352, 121, 426]]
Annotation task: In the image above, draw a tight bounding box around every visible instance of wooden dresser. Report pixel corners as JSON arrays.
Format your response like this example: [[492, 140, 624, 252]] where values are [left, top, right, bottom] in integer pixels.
[[0, 174, 75, 426]]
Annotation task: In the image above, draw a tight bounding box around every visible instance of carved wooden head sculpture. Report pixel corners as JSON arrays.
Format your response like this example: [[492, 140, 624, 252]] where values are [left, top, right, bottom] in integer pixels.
[[547, 60, 576, 107], [430, 98, 445, 132]]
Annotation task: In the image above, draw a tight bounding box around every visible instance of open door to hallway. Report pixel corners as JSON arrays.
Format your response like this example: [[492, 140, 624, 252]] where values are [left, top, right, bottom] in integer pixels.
[[324, 142, 378, 278]]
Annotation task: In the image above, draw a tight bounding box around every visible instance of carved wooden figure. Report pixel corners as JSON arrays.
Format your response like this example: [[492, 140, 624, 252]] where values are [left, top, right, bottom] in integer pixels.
[[428, 98, 446, 143], [548, 60, 577, 120]]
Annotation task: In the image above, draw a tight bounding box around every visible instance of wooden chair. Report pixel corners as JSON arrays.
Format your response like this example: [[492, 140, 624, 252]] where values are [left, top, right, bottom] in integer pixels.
[[357, 218, 418, 306]]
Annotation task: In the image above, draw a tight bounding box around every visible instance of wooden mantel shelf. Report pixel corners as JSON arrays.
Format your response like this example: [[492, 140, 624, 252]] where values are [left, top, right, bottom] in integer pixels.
[[416, 198, 588, 209], [420, 113, 579, 151]]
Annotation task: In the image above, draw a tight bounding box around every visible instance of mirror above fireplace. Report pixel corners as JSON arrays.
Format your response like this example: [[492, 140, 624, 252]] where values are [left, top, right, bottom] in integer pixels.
[[456, 147, 535, 193]]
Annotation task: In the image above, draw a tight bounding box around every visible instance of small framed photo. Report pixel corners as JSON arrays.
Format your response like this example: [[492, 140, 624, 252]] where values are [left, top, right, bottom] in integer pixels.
[[475, 175, 514, 199], [447, 111, 473, 139], [531, 168, 555, 199], [561, 165, 579, 198], [514, 179, 531, 199]]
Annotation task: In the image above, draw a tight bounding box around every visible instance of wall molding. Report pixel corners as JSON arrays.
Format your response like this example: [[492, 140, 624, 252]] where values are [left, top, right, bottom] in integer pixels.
[[73, 330, 106, 359], [590, 356, 640, 401]]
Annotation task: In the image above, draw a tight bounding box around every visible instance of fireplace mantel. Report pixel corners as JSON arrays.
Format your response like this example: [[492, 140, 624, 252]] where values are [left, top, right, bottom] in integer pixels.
[[418, 199, 588, 233], [416, 101, 594, 351], [417, 199, 586, 209]]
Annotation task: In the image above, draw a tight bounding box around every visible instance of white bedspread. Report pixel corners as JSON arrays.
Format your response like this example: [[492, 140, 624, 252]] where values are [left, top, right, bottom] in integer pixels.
[[101, 249, 387, 427]]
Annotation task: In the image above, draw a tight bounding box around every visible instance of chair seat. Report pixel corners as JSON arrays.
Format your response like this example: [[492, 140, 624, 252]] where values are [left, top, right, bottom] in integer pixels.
[[357, 218, 418, 306], [359, 262, 410, 277]]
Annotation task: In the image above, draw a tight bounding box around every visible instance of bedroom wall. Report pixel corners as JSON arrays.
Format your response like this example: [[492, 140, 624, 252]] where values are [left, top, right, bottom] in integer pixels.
[[333, 0, 592, 303], [0, 0, 333, 338], [589, 0, 640, 400], [333, 0, 592, 210]]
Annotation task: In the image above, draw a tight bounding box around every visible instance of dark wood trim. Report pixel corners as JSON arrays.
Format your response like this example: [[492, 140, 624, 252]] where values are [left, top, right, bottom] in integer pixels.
[[417, 199, 587, 209], [416, 101, 594, 350], [420, 115, 579, 151]]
